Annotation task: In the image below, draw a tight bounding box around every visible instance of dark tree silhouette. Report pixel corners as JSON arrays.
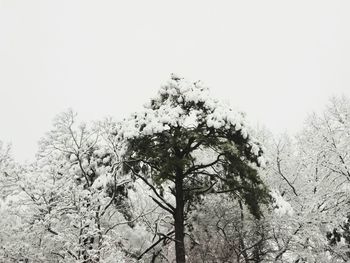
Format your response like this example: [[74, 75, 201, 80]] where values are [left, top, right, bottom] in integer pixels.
[[118, 75, 270, 262]]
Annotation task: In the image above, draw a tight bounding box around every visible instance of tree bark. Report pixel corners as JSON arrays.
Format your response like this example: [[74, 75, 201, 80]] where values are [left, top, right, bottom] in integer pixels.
[[174, 170, 186, 263]]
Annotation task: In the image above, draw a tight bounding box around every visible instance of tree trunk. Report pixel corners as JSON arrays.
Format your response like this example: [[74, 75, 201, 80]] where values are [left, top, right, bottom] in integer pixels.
[[174, 171, 186, 263], [238, 201, 249, 262]]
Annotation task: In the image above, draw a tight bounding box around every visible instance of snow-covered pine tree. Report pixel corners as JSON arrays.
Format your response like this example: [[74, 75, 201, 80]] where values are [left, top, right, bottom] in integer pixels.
[[116, 75, 270, 263]]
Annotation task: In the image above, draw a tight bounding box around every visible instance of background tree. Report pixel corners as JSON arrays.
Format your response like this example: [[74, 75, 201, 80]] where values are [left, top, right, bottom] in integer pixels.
[[254, 96, 350, 262], [0, 141, 16, 201], [294, 96, 350, 261], [0, 112, 143, 262]]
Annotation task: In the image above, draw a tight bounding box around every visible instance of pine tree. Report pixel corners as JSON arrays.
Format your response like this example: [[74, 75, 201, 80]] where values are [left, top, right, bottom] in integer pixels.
[[117, 75, 270, 262]]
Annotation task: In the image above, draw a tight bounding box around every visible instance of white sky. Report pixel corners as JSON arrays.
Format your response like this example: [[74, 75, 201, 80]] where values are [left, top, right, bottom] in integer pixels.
[[1, 0, 350, 161]]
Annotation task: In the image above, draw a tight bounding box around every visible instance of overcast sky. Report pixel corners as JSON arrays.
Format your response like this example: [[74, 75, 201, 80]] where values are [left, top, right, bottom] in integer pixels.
[[1, 0, 350, 161]]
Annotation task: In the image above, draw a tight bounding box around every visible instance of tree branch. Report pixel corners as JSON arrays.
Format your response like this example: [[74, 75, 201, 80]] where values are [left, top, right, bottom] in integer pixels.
[[124, 162, 175, 213], [137, 230, 175, 260]]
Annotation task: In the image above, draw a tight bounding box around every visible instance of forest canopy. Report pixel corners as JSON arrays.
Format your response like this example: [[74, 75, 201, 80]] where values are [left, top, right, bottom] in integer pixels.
[[1, 76, 350, 263]]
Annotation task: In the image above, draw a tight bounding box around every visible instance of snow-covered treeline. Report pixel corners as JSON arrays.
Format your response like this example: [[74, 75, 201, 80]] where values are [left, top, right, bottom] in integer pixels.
[[1, 76, 350, 263]]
